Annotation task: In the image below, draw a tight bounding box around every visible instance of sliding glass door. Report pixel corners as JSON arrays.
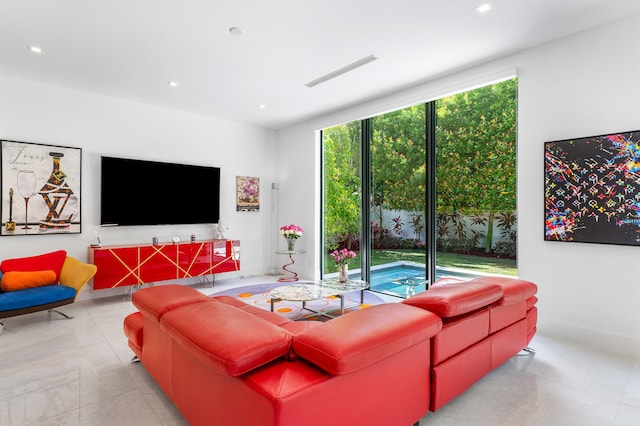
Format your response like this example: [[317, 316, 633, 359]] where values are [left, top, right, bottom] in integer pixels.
[[369, 106, 427, 296], [321, 105, 428, 297], [321, 79, 518, 297]]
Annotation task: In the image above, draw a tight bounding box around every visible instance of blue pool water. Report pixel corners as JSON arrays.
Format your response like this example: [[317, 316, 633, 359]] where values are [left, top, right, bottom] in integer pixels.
[[339, 262, 481, 299], [369, 263, 428, 297]]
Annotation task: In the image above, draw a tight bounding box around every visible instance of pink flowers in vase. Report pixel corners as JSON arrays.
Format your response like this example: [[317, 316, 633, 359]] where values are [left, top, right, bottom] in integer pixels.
[[330, 248, 356, 266], [279, 224, 304, 239]]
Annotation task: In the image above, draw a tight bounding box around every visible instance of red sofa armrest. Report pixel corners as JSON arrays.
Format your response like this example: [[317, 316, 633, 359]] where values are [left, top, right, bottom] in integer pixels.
[[402, 282, 503, 318], [470, 277, 537, 305]]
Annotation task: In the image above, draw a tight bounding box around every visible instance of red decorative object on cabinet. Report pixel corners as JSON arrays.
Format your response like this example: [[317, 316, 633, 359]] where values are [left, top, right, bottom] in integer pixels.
[[88, 240, 239, 290]]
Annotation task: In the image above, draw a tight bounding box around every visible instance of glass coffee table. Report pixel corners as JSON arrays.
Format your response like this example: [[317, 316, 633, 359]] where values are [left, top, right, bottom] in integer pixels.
[[269, 279, 369, 319]]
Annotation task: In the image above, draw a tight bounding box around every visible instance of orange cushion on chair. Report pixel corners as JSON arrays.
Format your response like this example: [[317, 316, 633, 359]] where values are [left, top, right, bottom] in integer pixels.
[[0, 250, 67, 282], [0, 270, 57, 292]]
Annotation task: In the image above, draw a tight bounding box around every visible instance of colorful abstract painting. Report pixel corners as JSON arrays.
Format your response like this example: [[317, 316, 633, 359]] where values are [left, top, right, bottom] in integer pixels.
[[544, 130, 640, 245]]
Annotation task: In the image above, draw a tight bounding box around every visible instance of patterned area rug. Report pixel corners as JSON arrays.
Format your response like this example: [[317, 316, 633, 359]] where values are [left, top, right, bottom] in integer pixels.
[[210, 282, 385, 320]]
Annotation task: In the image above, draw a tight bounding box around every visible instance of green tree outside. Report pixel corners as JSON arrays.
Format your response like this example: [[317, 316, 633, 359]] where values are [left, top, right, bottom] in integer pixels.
[[371, 106, 426, 223], [436, 79, 517, 252], [322, 122, 361, 254]]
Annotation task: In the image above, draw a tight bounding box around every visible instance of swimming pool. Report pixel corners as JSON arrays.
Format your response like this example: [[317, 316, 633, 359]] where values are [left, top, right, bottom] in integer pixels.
[[369, 262, 427, 296], [331, 261, 481, 299]]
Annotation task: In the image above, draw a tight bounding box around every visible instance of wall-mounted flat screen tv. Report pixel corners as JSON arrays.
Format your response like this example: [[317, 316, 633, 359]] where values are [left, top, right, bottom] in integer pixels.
[[100, 156, 220, 226]]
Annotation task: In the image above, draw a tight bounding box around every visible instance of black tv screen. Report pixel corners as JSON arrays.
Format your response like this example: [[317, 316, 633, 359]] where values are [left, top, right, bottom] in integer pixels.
[[100, 156, 220, 226]]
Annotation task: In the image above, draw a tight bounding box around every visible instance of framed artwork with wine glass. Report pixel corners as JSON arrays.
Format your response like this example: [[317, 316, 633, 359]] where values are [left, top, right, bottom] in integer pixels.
[[1, 140, 82, 236]]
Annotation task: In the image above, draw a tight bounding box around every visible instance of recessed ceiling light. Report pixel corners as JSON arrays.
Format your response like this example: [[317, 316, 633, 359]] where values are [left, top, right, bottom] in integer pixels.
[[168, 81, 178, 87], [475, 3, 492, 14], [229, 27, 244, 36], [27, 44, 42, 54], [258, 104, 267, 109]]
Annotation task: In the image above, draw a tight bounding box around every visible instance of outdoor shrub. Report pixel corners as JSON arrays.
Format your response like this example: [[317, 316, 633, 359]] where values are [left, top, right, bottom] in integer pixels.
[[494, 241, 516, 258], [392, 216, 404, 236], [400, 238, 415, 249], [326, 233, 360, 253], [375, 234, 402, 249], [437, 238, 476, 254], [469, 229, 485, 247]]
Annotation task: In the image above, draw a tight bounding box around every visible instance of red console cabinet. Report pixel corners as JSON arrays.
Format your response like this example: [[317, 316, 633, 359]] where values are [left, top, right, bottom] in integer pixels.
[[88, 239, 240, 290]]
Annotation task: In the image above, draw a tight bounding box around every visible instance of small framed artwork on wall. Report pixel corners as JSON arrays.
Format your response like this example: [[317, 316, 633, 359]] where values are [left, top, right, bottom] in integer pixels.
[[544, 129, 640, 246], [236, 176, 260, 212], [1, 140, 82, 236]]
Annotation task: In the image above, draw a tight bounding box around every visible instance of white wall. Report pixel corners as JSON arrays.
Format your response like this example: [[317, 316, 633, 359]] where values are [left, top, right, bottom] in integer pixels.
[[274, 125, 320, 275], [277, 14, 640, 357], [0, 75, 278, 299], [517, 15, 640, 357]]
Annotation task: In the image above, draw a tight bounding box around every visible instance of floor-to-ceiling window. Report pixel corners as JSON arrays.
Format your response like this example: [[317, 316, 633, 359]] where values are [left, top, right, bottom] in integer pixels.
[[322, 79, 517, 298], [435, 79, 517, 278]]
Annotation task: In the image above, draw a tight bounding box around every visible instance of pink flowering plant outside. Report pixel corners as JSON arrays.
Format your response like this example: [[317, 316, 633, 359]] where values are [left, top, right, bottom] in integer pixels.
[[330, 248, 356, 266], [280, 224, 304, 239]]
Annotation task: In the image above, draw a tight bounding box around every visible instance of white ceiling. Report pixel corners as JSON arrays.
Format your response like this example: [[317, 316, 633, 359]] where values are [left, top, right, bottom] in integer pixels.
[[1, 0, 640, 130]]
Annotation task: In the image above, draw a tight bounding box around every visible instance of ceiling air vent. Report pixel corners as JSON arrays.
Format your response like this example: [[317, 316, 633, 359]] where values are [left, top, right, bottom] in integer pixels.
[[305, 54, 378, 88]]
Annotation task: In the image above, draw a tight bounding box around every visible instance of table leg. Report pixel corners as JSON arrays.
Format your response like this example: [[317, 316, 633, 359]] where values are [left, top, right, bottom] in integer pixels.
[[278, 254, 299, 282], [270, 297, 282, 312]]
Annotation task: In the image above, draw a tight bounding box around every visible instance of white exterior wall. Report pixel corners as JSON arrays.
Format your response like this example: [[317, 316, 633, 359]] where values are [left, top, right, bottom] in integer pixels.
[[379, 209, 425, 242]]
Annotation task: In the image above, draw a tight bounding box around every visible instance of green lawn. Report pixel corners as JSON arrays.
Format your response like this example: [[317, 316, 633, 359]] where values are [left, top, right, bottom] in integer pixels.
[[324, 249, 517, 277], [433, 251, 517, 276]]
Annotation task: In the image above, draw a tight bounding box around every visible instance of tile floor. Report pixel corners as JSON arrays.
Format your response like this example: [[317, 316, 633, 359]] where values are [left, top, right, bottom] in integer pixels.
[[1, 275, 639, 426]]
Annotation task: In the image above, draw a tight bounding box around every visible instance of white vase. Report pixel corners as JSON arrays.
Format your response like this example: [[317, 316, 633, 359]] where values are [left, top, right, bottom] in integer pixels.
[[338, 263, 348, 283], [286, 237, 296, 251]]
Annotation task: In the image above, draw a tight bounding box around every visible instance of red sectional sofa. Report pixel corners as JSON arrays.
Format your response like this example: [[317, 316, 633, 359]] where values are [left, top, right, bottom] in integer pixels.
[[124, 276, 537, 424], [402, 276, 538, 411], [123, 285, 443, 426]]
